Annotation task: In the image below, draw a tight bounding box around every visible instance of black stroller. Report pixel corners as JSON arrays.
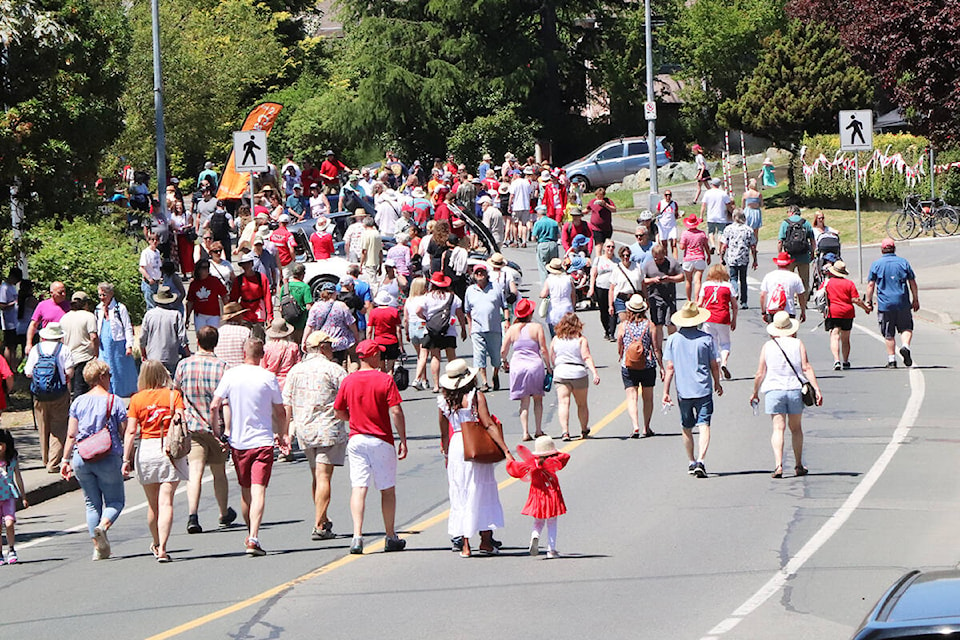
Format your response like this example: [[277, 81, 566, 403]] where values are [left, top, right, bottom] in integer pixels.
[[811, 232, 841, 292]]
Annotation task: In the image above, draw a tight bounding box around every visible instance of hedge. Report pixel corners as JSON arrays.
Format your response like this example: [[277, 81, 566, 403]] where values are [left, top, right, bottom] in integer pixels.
[[791, 133, 960, 204]]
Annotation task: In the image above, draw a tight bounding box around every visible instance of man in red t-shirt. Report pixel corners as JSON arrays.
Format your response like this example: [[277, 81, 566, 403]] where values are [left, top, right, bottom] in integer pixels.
[[300, 159, 322, 192], [821, 261, 869, 370], [186, 260, 228, 330], [319, 150, 349, 194], [333, 339, 407, 555], [231, 255, 274, 324], [268, 214, 298, 277]]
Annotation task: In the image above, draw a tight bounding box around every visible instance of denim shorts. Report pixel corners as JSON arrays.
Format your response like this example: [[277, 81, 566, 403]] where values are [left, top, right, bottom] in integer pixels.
[[678, 395, 713, 429], [764, 388, 804, 415]]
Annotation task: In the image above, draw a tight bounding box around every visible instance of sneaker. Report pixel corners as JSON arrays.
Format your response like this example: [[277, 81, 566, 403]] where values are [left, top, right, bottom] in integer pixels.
[[93, 526, 111, 559], [245, 537, 266, 557], [311, 521, 336, 541], [900, 346, 913, 367], [694, 461, 708, 478], [350, 536, 364, 555], [546, 550, 560, 559], [842, 362, 851, 370], [451, 536, 464, 552], [219, 507, 238, 528], [5, 549, 17, 564], [92, 548, 102, 561], [529, 533, 539, 556], [187, 514, 202, 534], [688, 461, 697, 475], [384, 536, 407, 552], [833, 361, 842, 371], [885, 361, 898, 369], [740, 303, 749, 310]]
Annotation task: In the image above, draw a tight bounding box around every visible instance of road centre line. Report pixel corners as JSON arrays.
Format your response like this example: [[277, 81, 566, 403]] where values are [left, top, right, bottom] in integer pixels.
[[144, 399, 628, 640], [700, 324, 925, 639]]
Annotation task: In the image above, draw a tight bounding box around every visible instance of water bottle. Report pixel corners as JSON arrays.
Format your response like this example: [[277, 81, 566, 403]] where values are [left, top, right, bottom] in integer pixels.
[[751, 398, 760, 416], [661, 401, 673, 415]]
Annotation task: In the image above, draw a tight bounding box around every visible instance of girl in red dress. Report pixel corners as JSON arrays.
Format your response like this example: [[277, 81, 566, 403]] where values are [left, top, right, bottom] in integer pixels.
[[506, 435, 570, 558]]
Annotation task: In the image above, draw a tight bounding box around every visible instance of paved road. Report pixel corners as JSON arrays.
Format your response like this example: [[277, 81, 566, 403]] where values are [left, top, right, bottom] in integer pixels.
[[3, 240, 959, 640]]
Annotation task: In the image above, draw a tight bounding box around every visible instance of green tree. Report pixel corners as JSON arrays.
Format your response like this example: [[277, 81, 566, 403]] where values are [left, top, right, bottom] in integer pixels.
[[109, 0, 290, 185], [717, 20, 875, 145], [0, 0, 129, 231]]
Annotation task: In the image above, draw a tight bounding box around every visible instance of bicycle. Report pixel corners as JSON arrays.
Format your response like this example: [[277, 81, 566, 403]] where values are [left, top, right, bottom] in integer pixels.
[[885, 194, 960, 240]]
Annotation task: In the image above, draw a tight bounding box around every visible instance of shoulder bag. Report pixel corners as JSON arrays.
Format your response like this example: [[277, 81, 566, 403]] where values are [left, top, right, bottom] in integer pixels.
[[461, 392, 507, 464], [616, 263, 641, 301], [77, 395, 116, 462], [425, 293, 455, 339], [164, 389, 191, 460], [772, 338, 817, 406]]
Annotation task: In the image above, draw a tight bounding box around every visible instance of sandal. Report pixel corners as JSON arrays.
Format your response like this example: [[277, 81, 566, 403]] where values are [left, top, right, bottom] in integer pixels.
[[534, 432, 546, 438], [641, 430, 656, 438], [580, 429, 590, 439], [795, 465, 809, 477], [771, 466, 783, 478], [150, 544, 160, 559], [630, 430, 640, 439], [561, 433, 571, 442], [521, 434, 533, 442]]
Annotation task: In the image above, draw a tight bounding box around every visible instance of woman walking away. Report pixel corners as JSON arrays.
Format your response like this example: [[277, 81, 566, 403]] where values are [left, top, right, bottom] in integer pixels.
[[540, 258, 575, 338], [501, 299, 552, 441], [124, 361, 189, 562], [550, 313, 599, 441], [698, 264, 737, 379], [437, 360, 513, 558], [0, 429, 27, 564], [820, 261, 869, 370], [419, 272, 467, 393], [679, 215, 710, 303], [618, 295, 658, 438], [60, 359, 128, 560], [749, 312, 823, 478], [506, 435, 570, 559], [741, 179, 763, 241], [404, 277, 431, 390]]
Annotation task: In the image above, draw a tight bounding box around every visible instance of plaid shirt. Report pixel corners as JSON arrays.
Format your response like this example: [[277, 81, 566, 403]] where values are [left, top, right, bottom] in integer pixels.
[[282, 353, 348, 448], [214, 324, 250, 369], [174, 351, 227, 433]]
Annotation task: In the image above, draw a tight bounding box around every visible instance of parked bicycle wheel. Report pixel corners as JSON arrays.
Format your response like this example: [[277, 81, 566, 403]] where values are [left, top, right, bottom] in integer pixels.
[[936, 205, 960, 236], [886, 211, 918, 240]]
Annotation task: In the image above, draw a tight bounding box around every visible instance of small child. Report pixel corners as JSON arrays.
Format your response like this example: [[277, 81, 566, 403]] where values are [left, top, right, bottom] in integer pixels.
[[0, 428, 28, 565], [697, 263, 737, 379], [506, 435, 570, 559]]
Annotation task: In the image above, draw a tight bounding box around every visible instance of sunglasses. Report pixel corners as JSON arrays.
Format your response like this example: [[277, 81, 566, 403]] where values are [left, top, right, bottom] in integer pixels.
[[664, 193, 672, 196], [636, 234, 647, 238], [210, 250, 222, 254]]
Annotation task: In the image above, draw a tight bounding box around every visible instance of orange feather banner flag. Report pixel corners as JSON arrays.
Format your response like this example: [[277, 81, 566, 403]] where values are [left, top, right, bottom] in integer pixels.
[[216, 102, 283, 200]]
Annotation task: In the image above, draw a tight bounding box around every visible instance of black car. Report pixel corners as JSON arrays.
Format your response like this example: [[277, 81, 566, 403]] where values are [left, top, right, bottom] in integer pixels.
[[851, 569, 960, 639]]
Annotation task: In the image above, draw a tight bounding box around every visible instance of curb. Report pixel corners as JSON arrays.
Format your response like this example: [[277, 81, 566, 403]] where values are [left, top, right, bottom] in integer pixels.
[[24, 476, 80, 508]]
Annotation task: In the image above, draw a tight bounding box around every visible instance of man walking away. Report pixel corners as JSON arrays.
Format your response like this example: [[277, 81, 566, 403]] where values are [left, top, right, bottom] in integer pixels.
[[662, 302, 722, 478], [59, 291, 99, 399], [283, 331, 348, 541], [866, 237, 919, 368], [334, 340, 407, 555], [175, 326, 237, 534], [25, 322, 74, 472], [210, 339, 289, 556]]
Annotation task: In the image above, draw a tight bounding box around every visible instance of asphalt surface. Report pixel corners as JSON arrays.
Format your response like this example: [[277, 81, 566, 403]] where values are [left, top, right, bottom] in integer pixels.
[[3, 235, 959, 640]]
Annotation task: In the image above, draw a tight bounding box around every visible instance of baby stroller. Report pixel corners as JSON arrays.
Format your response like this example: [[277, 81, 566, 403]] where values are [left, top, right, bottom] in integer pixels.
[[811, 232, 841, 291], [565, 255, 592, 310]]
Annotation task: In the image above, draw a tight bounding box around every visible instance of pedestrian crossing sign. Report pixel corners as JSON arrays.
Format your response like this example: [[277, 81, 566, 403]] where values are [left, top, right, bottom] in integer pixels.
[[839, 110, 873, 152]]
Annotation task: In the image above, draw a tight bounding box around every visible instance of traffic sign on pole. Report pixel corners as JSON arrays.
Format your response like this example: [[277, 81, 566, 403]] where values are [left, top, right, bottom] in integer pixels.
[[644, 101, 657, 121], [839, 110, 873, 152], [233, 130, 269, 172]]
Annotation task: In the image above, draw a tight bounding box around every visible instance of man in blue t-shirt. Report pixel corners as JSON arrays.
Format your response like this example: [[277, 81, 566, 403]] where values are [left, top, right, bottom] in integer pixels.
[[866, 237, 919, 368], [662, 301, 722, 478]]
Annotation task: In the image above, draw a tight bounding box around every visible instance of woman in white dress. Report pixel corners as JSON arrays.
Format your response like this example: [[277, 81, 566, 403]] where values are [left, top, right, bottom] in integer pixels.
[[438, 360, 513, 558], [655, 189, 679, 259], [539, 258, 576, 338]]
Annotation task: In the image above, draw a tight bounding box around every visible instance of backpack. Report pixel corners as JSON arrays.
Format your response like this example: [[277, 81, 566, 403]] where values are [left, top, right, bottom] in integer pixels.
[[209, 210, 230, 239], [279, 284, 306, 324], [425, 294, 455, 339], [766, 283, 787, 313], [30, 342, 67, 400], [782, 218, 809, 256], [623, 323, 649, 370]]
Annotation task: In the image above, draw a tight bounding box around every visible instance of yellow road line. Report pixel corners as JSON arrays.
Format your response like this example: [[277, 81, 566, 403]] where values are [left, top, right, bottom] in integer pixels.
[[146, 400, 628, 640]]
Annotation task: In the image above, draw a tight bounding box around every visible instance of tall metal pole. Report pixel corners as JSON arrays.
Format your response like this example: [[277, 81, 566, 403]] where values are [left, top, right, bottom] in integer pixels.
[[151, 0, 169, 223], [855, 151, 863, 283], [644, 0, 658, 213], [929, 145, 935, 200]]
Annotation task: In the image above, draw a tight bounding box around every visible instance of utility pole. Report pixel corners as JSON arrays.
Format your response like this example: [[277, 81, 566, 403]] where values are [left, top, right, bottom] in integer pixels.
[[151, 0, 169, 223], [644, 0, 659, 213]]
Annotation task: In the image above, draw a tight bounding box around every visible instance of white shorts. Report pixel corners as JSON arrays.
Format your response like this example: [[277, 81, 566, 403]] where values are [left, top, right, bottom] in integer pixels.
[[347, 434, 397, 490], [682, 259, 707, 272], [195, 313, 220, 330], [703, 322, 731, 356]]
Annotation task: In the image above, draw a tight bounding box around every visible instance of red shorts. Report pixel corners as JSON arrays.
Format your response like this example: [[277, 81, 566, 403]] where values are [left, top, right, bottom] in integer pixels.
[[231, 446, 274, 488]]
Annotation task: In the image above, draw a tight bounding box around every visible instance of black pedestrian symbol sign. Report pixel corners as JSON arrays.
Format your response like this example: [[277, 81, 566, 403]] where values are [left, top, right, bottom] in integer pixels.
[[233, 130, 269, 172], [838, 110, 873, 151]]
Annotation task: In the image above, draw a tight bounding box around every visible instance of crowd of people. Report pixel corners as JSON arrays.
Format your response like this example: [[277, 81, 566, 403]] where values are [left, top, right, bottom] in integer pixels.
[[0, 146, 923, 566]]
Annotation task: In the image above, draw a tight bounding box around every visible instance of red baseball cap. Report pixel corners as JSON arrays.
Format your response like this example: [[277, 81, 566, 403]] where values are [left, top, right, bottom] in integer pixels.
[[355, 339, 385, 359]]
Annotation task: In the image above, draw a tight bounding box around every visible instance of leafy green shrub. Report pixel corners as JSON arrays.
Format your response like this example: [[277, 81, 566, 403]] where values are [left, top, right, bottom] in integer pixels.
[[28, 217, 145, 323], [791, 133, 960, 204], [446, 105, 538, 170]]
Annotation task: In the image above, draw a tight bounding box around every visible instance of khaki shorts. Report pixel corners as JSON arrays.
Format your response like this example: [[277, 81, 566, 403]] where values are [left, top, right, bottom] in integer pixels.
[[188, 430, 230, 465], [305, 441, 347, 468]]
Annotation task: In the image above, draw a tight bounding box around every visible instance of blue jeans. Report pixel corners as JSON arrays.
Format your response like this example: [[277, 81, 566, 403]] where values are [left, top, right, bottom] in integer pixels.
[[72, 452, 125, 537], [678, 395, 714, 429], [141, 279, 158, 311], [728, 264, 748, 305]]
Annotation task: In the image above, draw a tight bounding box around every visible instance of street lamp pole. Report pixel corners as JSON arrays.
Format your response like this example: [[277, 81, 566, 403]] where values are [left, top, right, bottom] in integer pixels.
[[645, 0, 659, 213], [151, 0, 169, 223]]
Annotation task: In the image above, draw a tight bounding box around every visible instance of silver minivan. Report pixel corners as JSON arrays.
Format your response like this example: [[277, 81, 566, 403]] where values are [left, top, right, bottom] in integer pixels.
[[562, 136, 671, 190]]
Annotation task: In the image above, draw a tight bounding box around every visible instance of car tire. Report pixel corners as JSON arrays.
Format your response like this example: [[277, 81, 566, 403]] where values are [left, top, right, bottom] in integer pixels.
[[569, 175, 591, 191], [309, 275, 340, 300]]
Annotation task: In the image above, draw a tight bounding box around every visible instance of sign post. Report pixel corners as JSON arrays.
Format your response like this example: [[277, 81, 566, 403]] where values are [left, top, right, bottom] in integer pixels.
[[839, 110, 874, 282], [234, 130, 269, 213]]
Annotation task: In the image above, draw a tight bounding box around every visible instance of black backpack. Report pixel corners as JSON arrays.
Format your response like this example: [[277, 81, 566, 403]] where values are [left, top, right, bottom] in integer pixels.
[[209, 210, 230, 239], [425, 294, 455, 339], [783, 218, 810, 256], [278, 284, 306, 324]]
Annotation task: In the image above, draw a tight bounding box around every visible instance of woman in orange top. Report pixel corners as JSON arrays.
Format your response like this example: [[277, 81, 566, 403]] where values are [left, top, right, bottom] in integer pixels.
[[122, 360, 187, 563]]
